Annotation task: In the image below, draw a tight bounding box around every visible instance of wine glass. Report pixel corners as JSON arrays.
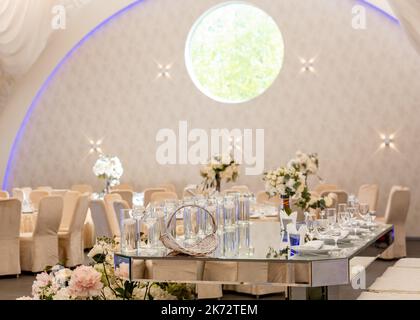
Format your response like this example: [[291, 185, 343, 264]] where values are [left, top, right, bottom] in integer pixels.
[[305, 212, 316, 240], [330, 227, 342, 249], [338, 212, 350, 229], [359, 203, 370, 221], [316, 218, 330, 239], [347, 206, 359, 236]]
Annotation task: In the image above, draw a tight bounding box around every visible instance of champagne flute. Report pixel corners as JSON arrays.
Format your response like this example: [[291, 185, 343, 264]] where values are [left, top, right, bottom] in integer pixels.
[[305, 212, 316, 240]]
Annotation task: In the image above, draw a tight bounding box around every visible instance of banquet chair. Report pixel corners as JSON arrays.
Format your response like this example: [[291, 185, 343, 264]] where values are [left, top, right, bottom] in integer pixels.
[[89, 200, 113, 239], [104, 193, 123, 238], [37, 186, 53, 193], [320, 190, 348, 209], [30, 190, 50, 211], [358, 184, 379, 212], [111, 183, 134, 191], [378, 186, 411, 260], [0, 190, 9, 199], [143, 188, 167, 207], [71, 184, 93, 194], [58, 194, 90, 267], [256, 190, 282, 207], [159, 183, 177, 193], [51, 189, 68, 197], [150, 191, 178, 204], [313, 184, 339, 194], [59, 191, 80, 232], [0, 199, 21, 276], [111, 190, 133, 208], [12, 188, 24, 202], [113, 200, 131, 234], [20, 196, 63, 272]]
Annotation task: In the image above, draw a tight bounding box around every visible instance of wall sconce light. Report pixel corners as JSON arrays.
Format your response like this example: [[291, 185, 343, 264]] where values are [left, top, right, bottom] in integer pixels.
[[89, 139, 103, 154], [156, 62, 172, 79], [299, 57, 316, 73], [380, 134, 395, 149]]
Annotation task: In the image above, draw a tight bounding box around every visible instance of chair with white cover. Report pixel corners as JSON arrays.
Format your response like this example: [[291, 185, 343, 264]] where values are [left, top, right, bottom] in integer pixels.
[[313, 184, 339, 194], [58, 194, 90, 267], [379, 186, 410, 260], [159, 183, 176, 193], [59, 191, 80, 232], [143, 188, 166, 207], [113, 200, 131, 234], [111, 183, 134, 191], [230, 185, 250, 193], [358, 184, 379, 212], [256, 190, 281, 207], [0, 190, 9, 199], [51, 189, 68, 197], [20, 196, 63, 272], [37, 186, 53, 193], [104, 193, 123, 238], [320, 190, 348, 208], [111, 190, 133, 208], [12, 188, 24, 202], [30, 190, 49, 211], [71, 184, 93, 194], [89, 200, 113, 239], [0, 199, 21, 276], [150, 191, 178, 205]]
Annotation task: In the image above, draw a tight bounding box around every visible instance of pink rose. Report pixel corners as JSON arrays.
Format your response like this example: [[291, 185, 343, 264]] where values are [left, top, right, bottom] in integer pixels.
[[68, 266, 103, 298]]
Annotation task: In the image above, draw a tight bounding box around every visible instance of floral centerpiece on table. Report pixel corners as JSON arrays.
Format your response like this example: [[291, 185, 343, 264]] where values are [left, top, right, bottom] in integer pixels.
[[287, 151, 322, 185], [18, 237, 196, 300], [263, 166, 306, 215], [200, 154, 239, 193], [93, 154, 124, 194]]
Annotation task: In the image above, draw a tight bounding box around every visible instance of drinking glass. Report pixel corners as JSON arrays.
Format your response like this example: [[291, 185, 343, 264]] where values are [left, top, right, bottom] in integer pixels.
[[223, 225, 238, 258], [305, 212, 316, 240], [238, 195, 250, 222], [347, 206, 359, 235], [223, 197, 236, 227], [338, 203, 347, 215], [338, 212, 350, 229], [359, 203, 370, 221], [330, 228, 342, 248], [326, 208, 337, 226], [316, 218, 330, 238], [120, 209, 137, 254], [182, 200, 195, 244], [237, 221, 251, 256], [141, 210, 158, 251], [196, 198, 208, 239], [132, 206, 145, 249]]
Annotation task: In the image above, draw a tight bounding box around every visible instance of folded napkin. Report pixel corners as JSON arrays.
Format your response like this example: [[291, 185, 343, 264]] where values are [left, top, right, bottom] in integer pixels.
[[300, 240, 324, 250]]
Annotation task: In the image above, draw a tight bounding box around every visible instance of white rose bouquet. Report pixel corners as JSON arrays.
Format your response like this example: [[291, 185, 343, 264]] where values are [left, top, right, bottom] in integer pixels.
[[200, 154, 239, 192], [287, 151, 322, 183], [93, 154, 124, 193]]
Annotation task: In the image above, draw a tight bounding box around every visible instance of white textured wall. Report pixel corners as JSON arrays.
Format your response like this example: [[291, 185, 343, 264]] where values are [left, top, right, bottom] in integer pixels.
[[3, 0, 420, 236]]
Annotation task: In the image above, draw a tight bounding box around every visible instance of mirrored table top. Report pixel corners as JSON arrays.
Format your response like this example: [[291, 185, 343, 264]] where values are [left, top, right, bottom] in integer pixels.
[[115, 223, 393, 263]]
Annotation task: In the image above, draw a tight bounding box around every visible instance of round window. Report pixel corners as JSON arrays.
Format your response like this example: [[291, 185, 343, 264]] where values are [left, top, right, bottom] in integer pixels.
[[185, 2, 285, 104]]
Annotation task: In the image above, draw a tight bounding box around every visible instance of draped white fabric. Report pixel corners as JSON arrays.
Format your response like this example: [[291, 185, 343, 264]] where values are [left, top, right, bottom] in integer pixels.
[[0, 0, 56, 76], [388, 0, 420, 55]]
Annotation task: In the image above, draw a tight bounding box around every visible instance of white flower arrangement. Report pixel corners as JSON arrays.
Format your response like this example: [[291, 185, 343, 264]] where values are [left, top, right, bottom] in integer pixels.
[[93, 154, 124, 187], [20, 238, 196, 300], [200, 154, 239, 191], [287, 151, 322, 182], [263, 166, 306, 200]]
